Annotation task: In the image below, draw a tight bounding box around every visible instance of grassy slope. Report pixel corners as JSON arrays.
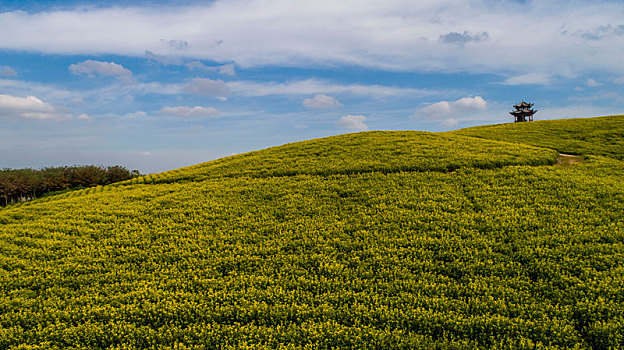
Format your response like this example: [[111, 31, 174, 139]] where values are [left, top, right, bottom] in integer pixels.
[[10, 131, 556, 208], [0, 118, 623, 349], [121, 131, 556, 184], [450, 115, 624, 160]]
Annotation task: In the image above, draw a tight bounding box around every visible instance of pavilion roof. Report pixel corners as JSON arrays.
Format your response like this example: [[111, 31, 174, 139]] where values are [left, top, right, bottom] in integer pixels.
[[513, 101, 534, 109], [510, 109, 537, 116]]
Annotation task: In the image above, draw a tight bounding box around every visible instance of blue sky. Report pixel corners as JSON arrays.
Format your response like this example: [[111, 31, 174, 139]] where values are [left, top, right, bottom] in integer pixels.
[[1, 0, 624, 173]]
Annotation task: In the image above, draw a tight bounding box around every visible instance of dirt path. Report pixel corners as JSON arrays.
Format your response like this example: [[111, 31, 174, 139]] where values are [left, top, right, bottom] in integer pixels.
[[557, 153, 584, 165]]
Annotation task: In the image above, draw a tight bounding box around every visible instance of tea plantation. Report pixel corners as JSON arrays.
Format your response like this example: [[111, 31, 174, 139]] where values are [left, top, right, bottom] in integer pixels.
[[0, 116, 623, 349]]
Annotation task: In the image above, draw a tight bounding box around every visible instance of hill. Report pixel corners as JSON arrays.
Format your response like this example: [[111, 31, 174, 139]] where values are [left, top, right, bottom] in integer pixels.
[[0, 116, 623, 348], [118, 131, 557, 184], [450, 115, 624, 160]]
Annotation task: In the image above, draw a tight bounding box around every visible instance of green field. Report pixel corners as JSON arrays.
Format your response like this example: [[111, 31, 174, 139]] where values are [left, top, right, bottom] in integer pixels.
[[1, 116, 623, 349]]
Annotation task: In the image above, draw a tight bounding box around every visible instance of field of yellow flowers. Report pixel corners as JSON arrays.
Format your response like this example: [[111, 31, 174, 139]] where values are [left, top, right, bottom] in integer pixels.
[[1, 117, 622, 348]]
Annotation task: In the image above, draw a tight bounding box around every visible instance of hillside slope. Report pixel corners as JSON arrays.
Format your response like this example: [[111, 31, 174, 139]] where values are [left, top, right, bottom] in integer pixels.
[[0, 117, 623, 349], [451, 115, 624, 160], [10, 131, 557, 208], [118, 131, 557, 185]]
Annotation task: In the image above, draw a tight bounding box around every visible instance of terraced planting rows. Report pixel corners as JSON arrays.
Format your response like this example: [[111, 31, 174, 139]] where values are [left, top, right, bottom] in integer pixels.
[[0, 117, 623, 348]]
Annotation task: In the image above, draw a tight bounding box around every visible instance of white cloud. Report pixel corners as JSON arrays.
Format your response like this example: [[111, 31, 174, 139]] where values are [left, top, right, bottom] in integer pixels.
[[0, 78, 74, 101], [576, 25, 624, 41], [0, 66, 17, 76], [185, 61, 210, 71], [302, 94, 342, 109], [3, 1, 624, 76], [439, 31, 488, 46], [419, 96, 487, 118], [133, 81, 184, 96], [0, 94, 53, 112], [77, 113, 92, 121], [145, 50, 183, 65], [124, 111, 149, 119], [441, 118, 459, 128], [218, 64, 236, 76], [158, 106, 219, 117], [183, 78, 229, 96], [574, 91, 620, 102], [0, 94, 71, 120], [454, 96, 487, 111], [614, 77, 624, 84], [185, 61, 236, 76], [338, 114, 368, 131], [587, 78, 601, 87], [69, 60, 132, 79], [229, 79, 434, 98], [161, 39, 188, 50], [421, 101, 452, 117], [2, 73, 433, 123], [501, 73, 552, 86], [535, 104, 624, 120]]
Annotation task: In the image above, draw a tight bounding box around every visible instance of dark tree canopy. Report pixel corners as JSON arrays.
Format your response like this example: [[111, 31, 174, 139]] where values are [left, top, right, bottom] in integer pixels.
[[0, 165, 140, 207]]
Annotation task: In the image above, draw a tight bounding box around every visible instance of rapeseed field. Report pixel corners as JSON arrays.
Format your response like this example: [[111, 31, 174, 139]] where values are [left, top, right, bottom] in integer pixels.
[[1, 116, 622, 348]]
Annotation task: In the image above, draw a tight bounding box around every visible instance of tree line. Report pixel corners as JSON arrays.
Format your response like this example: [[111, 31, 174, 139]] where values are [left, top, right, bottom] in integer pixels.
[[0, 165, 140, 207]]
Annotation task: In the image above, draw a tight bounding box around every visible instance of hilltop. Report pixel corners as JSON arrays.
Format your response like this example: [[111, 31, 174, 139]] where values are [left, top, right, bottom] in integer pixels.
[[0, 115, 623, 349], [451, 115, 624, 160]]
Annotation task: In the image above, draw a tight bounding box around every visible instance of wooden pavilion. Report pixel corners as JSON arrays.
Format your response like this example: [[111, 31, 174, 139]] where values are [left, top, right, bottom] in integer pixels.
[[510, 101, 537, 122]]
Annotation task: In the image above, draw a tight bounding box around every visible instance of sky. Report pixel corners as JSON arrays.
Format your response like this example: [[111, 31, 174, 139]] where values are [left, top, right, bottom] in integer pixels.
[[1, 0, 624, 173]]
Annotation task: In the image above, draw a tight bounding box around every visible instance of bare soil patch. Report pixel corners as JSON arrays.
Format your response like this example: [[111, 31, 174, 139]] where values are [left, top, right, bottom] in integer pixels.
[[557, 153, 584, 165]]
